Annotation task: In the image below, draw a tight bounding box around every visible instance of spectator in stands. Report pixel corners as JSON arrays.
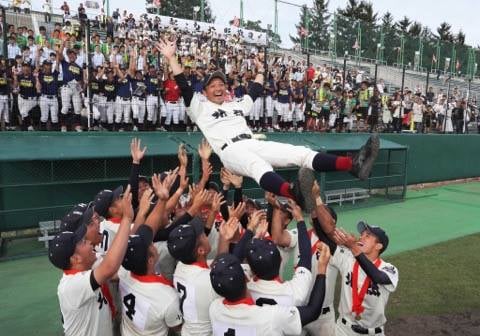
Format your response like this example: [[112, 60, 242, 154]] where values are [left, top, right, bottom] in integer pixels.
[[42, 0, 53, 23], [7, 36, 21, 63], [61, 1, 71, 21]]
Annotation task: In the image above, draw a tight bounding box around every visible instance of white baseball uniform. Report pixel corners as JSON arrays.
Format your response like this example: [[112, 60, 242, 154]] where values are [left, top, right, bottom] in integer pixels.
[[173, 261, 219, 336], [277, 228, 298, 280], [188, 94, 318, 183], [209, 297, 302, 336], [39, 95, 59, 123], [18, 95, 38, 118], [60, 81, 82, 115], [118, 267, 183, 336], [154, 240, 178, 281], [131, 96, 146, 124], [57, 270, 113, 336], [247, 265, 312, 307], [0, 94, 9, 124], [98, 218, 122, 254], [115, 96, 132, 124], [331, 246, 399, 336]]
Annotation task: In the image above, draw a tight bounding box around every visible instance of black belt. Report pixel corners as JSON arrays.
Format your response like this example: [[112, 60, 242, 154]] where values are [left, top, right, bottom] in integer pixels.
[[342, 318, 382, 335], [166, 101, 178, 104], [320, 306, 330, 315], [134, 96, 145, 100], [119, 97, 131, 101], [20, 95, 36, 100], [43, 95, 56, 99], [221, 133, 252, 151]]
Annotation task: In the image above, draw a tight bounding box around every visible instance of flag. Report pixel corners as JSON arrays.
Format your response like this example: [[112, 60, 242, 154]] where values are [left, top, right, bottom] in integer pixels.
[[456, 60, 461, 71], [353, 39, 359, 50], [432, 54, 437, 64], [232, 16, 240, 27]]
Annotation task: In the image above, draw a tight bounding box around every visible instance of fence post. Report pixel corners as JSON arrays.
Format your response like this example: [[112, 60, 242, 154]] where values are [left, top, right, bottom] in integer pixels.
[[425, 70, 430, 95], [342, 57, 347, 90], [85, 20, 92, 130]]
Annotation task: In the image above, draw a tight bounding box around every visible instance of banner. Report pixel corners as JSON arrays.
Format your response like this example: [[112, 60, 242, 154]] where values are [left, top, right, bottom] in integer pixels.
[[149, 14, 267, 46]]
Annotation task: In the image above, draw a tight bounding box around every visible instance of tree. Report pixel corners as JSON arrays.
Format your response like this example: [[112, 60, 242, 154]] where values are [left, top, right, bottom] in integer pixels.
[[455, 30, 466, 45], [337, 0, 360, 18], [309, 0, 331, 51], [154, 0, 215, 23], [396, 16, 411, 34], [290, 5, 310, 50], [436, 22, 453, 42], [408, 22, 422, 37], [381, 12, 394, 29]]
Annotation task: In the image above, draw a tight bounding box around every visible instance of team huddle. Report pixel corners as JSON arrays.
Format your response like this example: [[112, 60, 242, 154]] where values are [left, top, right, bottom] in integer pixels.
[[49, 37, 398, 336]]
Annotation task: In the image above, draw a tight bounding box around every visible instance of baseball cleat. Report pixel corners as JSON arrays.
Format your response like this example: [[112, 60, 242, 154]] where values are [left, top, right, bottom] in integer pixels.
[[297, 168, 316, 212], [351, 133, 380, 180]]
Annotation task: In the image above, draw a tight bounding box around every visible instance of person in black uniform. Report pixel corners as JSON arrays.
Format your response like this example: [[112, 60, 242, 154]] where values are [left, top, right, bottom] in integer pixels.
[[144, 65, 165, 131], [89, 66, 106, 130], [113, 52, 135, 131], [96, 66, 117, 131], [36, 59, 60, 131], [57, 42, 84, 131], [368, 87, 382, 133], [13, 62, 38, 131], [0, 62, 11, 130]]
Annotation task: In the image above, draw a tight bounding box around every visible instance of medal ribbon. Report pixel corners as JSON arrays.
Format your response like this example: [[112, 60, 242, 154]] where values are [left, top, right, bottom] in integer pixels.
[[351, 259, 382, 317]]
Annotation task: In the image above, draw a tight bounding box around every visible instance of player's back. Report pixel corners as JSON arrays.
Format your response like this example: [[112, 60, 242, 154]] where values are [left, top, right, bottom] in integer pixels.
[[58, 270, 113, 336], [173, 261, 218, 336], [209, 298, 302, 336], [118, 268, 182, 336], [99, 218, 121, 254]]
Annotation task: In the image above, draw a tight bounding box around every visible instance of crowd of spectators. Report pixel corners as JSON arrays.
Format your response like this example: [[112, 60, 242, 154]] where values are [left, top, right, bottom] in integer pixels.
[[0, 4, 477, 133]]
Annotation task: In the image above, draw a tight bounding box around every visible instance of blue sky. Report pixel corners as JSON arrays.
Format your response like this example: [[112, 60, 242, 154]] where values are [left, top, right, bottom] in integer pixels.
[[38, 0, 480, 47]]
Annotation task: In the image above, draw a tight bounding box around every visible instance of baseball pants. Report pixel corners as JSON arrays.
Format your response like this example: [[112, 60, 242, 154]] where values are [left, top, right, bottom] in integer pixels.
[[18, 95, 38, 119], [294, 103, 305, 123], [115, 97, 131, 124], [304, 306, 336, 336], [250, 96, 264, 121], [146, 94, 163, 123], [276, 102, 292, 122], [105, 100, 115, 124], [165, 101, 182, 125], [178, 98, 186, 122], [335, 318, 385, 336], [92, 94, 107, 122], [60, 85, 82, 115], [39, 95, 59, 123], [219, 138, 318, 184], [265, 96, 274, 118], [0, 95, 9, 123], [131, 97, 146, 123]]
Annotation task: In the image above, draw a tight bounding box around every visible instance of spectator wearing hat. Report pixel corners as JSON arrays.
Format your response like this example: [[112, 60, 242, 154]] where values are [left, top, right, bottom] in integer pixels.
[[0, 64, 11, 130], [35, 55, 60, 131], [12, 61, 37, 131], [112, 49, 135, 131], [48, 186, 133, 336]]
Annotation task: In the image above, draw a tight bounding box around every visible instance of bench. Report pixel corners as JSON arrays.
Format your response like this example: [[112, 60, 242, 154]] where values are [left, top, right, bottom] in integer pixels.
[[325, 188, 370, 206], [38, 220, 62, 248]]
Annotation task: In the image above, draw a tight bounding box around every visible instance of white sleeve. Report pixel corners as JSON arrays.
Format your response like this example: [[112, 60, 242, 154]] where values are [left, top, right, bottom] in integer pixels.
[[289, 267, 312, 305], [286, 229, 298, 249], [63, 270, 97, 309], [164, 295, 183, 328], [237, 94, 254, 116], [188, 93, 202, 123], [380, 262, 399, 293], [330, 246, 352, 273], [274, 306, 302, 335]]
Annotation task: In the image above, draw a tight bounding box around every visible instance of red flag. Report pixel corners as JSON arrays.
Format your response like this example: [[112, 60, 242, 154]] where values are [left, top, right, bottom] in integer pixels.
[[232, 16, 240, 27], [432, 54, 437, 64], [353, 39, 359, 50], [456, 60, 461, 71]]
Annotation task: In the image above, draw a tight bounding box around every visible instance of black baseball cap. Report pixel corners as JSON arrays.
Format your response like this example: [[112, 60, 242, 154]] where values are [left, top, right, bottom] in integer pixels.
[[167, 217, 204, 263], [246, 238, 281, 280], [210, 253, 246, 301], [60, 203, 89, 232], [202, 70, 226, 89], [43, 60, 52, 65], [48, 224, 87, 270], [93, 186, 123, 218], [122, 225, 153, 275], [357, 221, 389, 254]]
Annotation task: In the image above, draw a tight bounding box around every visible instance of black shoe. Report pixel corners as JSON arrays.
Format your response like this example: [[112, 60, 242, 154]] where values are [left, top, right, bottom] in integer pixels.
[[351, 134, 380, 180]]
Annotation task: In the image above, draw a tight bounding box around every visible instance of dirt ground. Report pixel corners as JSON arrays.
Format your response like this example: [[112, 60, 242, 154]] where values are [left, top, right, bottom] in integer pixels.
[[386, 311, 480, 336]]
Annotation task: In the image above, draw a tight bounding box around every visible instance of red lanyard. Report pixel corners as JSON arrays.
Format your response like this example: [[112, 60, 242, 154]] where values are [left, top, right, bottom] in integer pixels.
[[351, 259, 382, 318]]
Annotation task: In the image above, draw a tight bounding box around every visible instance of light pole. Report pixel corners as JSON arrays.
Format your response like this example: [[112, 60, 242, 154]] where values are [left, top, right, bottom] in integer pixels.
[[200, 0, 205, 22]]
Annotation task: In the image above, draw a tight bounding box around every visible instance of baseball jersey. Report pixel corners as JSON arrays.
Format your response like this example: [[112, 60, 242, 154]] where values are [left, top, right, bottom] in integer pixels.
[[18, 74, 36, 97], [39, 70, 60, 95], [57, 270, 113, 336], [277, 228, 298, 279], [247, 266, 312, 307], [188, 93, 253, 154], [173, 261, 219, 336], [330, 246, 399, 328], [209, 297, 302, 336], [60, 60, 82, 83], [98, 218, 133, 254], [154, 240, 178, 281], [118, 267, 183, 336]]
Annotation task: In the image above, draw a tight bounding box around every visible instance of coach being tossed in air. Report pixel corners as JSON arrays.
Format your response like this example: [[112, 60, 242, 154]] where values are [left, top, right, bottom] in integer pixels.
[[156, 37, 379, 211]]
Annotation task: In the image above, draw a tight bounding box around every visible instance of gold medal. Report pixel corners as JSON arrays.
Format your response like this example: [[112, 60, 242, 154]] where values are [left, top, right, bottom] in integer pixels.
[[355, 315, 362, 321]]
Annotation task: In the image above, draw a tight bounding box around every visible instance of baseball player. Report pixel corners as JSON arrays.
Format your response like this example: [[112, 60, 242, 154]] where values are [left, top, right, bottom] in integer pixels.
[[12, 62, 37, 131], [208, 244, 329, 336], [264, 76, 276, 131], [98, 67, 117, 131], [113, 54, 135, 131], [57, 42, 84, 132], [131, 69, 147, 132], [35, 59, 60, 131], [164, 71, 184, 131], [158, 38, 379, 212], [0, 66, 11, 130], [48, 186, 133, 336], [89, 66, 107, 130], [59, 203, 102, 249], [144, 65, 165, 131], [118, 174, 183, 336], [276, 79, 292, 131], [314, 203, 399, 336], [317, 82, 332, 130], [293, 80, 307, 131]]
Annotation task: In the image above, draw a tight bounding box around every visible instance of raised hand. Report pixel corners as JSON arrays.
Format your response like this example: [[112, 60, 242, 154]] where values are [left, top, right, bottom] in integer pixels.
[[192, 188, 210, 209], [177, 143, 188, 167], [121, 184, 134, 221], [220, 167, 231, 189], [227, 170, 243, 189], [229, 202, 246, 220], [130, 138, 147, 164], [247, 209, 265, 231], [316, 241, 331, 274], [254, 218, 269, 239], [138, 188, 154, 216], [198, 138, 212, 160], [155, 37, 177, 60], [286, 199, 304, 222], [219, 217, 239, 242], [211, 192, 226, 213], [333, 228, 358, 249], [312, 180, 321, 199], [265, 191, 280, 209]]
